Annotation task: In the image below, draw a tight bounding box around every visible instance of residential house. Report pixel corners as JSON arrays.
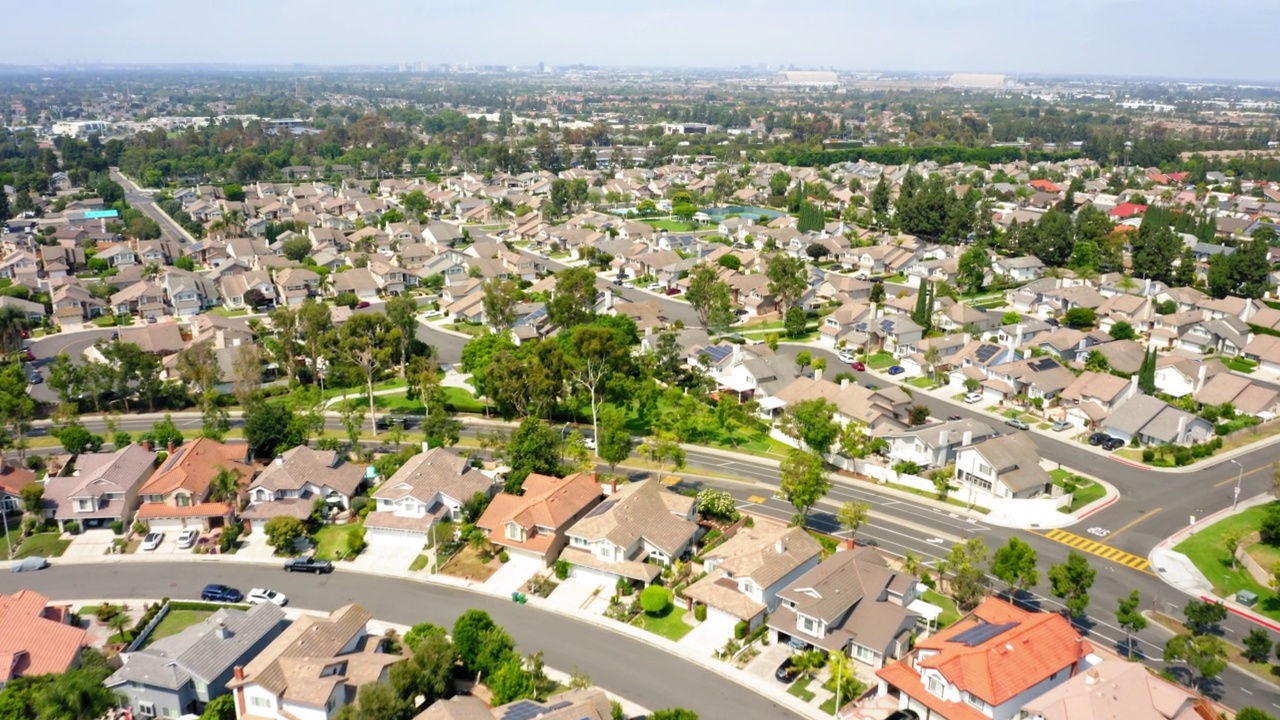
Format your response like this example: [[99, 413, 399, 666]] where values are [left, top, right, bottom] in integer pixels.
[[992, 255, 1044, 283], [0, 457, 36, 514], [0, 590, 87, 689], [953, 432, 1052, 503], [414, 689, 616, 720], [1100, 395, 1214, 447], [109, 281, 167, 320], [42, 444, 157, 532], [242, 447, 369, 534], [163, 270, 218, 316], [767, 546, 920, 669], [220, 269, 277, 310], [1095, 293, 1153, 334], [0, 295, 46, 323], [876, 597, 1092, 720], [981, 356, 1076, 405], [52, 283, 107, 322], [560, 479, 699, 585], [684, 520, 821, 630], [475, 472, 602, 567], [134, 438, 253, 532], [1154, 356, 1220, 399], [946, 342, 1020, 392], [1195, 373, 1280, 417], [331, 268, 381, 302], [885, 419, 999, 469], [274, 267, 321, 307], [365, 448, 497, 546], [227, 604, 402, 720], [1087, 339, 1148, 375], [96, 243, 138, 268], [1059, 372, 1135, 429], [106, 603, 287, 720], [1020, 661, 1215, 720]]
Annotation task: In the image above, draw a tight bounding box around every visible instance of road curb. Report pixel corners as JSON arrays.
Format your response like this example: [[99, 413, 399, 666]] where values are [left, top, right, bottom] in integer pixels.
[[1076, 493, 1119, 520]]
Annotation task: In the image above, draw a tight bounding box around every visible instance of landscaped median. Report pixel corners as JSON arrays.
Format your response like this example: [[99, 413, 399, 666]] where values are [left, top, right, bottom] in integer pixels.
[[1171, 498, 1280, 624]]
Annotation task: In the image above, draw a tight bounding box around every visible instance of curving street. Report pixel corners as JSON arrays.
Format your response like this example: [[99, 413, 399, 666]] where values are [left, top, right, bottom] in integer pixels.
[[0, 562, 802, 720]]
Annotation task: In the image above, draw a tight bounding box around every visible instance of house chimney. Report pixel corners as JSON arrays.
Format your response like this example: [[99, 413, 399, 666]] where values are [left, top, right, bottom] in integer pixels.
[[775, 539, 786, 554], [869, 301, 878, 319], [233, 666, 247, 717], [143, 440, 152, 452], [814, 367, 823, 382], [961, 430, 973, 446], [1176, 414, 1187, 443], [274, 455, 284, 467], [1196, 362, 1207, 391], [167, 440, 175, 453], [215, 620, 230, 640], [610, 476, 618, 495], [841, 378, 849, 389], [1129, 374, 1139, 396], [1014, 323, 1024, 350], [939, 430, 950, 447]]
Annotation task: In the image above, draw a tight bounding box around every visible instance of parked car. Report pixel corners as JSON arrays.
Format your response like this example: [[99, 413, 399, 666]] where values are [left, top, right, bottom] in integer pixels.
[[246, 588, 288, 606], [10, 557, 48, 573], [665, 287, 682, 296], [422, 309, 443, 319], [887, 365, 905, 375], [646, 283, 663, 292], [963, 392, 983, 404], [141, 532, 164, 551], [1005, 418, 1030, 431], [851, 360, 866, 371], [947, 414, 962, 421], [356, 301, 371, 309], [201, 584, 243, 603], [1087, 432, 1108, 446], [29, 372, 42, 385], [1045, 317, 1061, 327], [177, 528, 199, 549], [1051, 420, 1071, 432], [837, 350, 857, 364], [775, 656, 799, 683], [865, 383, 879, 390], [583, 436, 597, 450], [284, 557, 334, 574], [1102, 436, 1125, 451]]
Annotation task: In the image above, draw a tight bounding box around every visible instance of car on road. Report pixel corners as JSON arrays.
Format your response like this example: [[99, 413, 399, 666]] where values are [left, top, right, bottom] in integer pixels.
[[422, 309, 443, 319], [887, 365, 905, 375], [246, 588, 288, 606], [646, 283, 663, 292], [865, 383, 879, 390], [177, 528, 199, 549], [837, 350, 856, 364], [356, 301, 371, 309], [775, 656, 799, 683], [583, 436, 597, 450], [1051, 420, 1071, 432], [146, 316, 157, 324], [10, 557, 48, 573], [201, 584, 243, 603], [29, 372, 42, 384], [141, 532, 164, 551], [851, 360, 866, 371], [963, 392, 983, 404], [284, 556, 334, 574], [947, 414, 962, 421], [1005, 418, 1030, 431], [1102, 436, 1125, 451]]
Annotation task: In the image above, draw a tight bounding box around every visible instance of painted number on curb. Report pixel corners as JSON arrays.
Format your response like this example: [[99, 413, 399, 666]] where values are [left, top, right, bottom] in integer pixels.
[[1086, 527, 1110, 538]]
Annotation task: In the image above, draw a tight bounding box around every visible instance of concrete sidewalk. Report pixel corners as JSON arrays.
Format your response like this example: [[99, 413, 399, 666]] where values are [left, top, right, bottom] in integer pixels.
[[1149, 492, 1280, 632]]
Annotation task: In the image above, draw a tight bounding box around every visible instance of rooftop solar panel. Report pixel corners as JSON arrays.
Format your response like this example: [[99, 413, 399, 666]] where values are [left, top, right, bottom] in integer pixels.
[[500, 700, 547, 720], [584, 499, 618, 518], [950, 620, 1020, 647]]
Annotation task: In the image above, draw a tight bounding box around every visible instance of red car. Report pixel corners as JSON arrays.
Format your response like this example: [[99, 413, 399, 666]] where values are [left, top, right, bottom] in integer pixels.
[[851, 361, 866, 371], [356, 301, 371, 309]]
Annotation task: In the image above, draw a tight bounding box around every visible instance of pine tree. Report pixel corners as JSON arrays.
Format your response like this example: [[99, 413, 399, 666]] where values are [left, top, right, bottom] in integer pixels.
[[913, 282, 934, 333], [1138, 348, 1157, 395], [0, 188, 10, 222]]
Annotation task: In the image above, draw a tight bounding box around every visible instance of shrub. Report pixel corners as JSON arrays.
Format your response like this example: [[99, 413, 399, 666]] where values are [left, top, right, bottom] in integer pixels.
[[554, 559, 570, 580], [1173, 447, 1193, 466], [64, 520, 80, 535], [639, 585, 672, 615], [1141, 448, 1155, 462], [350, 497, 369, 514], [132, 520, 148, 536], [498, 550, 510, 563], [734, 620, 748, 639], [220, 523, 242, 553], [1260, 505, 1280, 545], [616, 577, 634, 597], [696, 489, 738, 521], [110, 520, 124, 535], [695, 604, 707, 622]]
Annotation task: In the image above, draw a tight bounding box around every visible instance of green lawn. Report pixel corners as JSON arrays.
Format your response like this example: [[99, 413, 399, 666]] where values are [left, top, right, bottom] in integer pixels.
[[440, 387, 488, 413], [1173, 502, 1280, 621], [923, 589, 960, 628], [644, 219, 698, 232], [906, 376, 935, 389], [634, 606, 692, 641], [866, 352, 895, 370], [443, 322, 487, 337], [1048, 470, 1105, 513], [208, 307, 250, 318], [16, 533, 70, 559], [311, 523, 365, 561], [788, 675, 817, 701], [1224, 357, 1258, 374], [140, 609, 213, 649]]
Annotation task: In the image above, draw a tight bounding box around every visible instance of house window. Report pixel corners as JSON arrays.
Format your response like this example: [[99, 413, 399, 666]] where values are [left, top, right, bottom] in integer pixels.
[[978, 463, 991, 476], [965, 693, 989, 711], [854, 644, 874, 662], [251, 697, 272, 708], [801, 616, 816, 633], [176, 494, 190, 507], [138, 702, 156, 717], [326, 696, 338, 711], [927, 675, 945, 697], [505, 524, 523, 542]]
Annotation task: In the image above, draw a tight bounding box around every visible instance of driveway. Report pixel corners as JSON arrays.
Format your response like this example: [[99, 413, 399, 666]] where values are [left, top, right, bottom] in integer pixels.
[[676, 611, 738, 658], [63, 529, 115, 560], [546, 576, 611, 615], [236, 533, 281, 562], [484, 554, 542, 596], [349, 535, 423, 573], [745, 641, 794, 684]]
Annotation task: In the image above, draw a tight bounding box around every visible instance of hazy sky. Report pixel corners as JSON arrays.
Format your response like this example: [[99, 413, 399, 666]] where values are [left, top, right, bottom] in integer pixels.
[[7, 0, 1278, 82]]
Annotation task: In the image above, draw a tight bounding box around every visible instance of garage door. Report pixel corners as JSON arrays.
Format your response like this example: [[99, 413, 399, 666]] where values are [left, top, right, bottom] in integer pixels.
[[147, 518, 189, 532], [367, 527, 426, 545], [569, 565, 614, 583], [706, 605, 741, 624]]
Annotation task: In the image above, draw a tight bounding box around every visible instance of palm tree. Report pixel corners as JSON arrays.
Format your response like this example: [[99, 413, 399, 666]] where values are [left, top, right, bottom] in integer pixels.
[[142, 262, 162, 283], [207, 465, 242, 505], [923, 345, 943, 384], [903, 551, 921, 578], [35, 666, 119, 720], [106, 611, 131, 643], [0, 306, 27, 354], [933, 558, 950, 593]]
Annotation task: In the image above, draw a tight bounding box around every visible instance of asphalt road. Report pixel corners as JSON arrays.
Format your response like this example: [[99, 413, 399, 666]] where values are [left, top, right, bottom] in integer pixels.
[[110, 168, 195, 247], [0, 563, 803, 720]]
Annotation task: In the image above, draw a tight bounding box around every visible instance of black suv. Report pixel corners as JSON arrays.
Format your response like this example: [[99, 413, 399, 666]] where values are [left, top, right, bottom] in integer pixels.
[[201, 584, 244, 603], [1087, 432, 1108, 446], [284, 557, 334, 574], [1101, 436, 1125, 451]]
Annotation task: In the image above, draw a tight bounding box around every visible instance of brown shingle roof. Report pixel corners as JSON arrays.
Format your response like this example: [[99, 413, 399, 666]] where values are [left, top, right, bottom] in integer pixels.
[[372, 448, 493, 504], [230, 604, 377, 698], [566, 480, 697, 556]]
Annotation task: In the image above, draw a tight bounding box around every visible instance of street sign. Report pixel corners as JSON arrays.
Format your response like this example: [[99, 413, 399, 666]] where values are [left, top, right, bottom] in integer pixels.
[[83, 209, 119, 219]]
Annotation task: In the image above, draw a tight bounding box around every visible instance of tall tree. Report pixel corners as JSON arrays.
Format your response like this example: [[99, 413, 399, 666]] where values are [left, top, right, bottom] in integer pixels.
[[766, 253, 807, 316], [990, 537, 1039, 593], [384, 295, 420, 377], [779, 398, 839, 455], [1048, 550, 1096, 619], [1163, 633, 1228, 689], [482, 277, 522, 333], [175, 339, 223, 396], [340, 313, 395, 437], [837, 501, 870, 549], [780, 449, 830, 523], [685, 263, 734, 332], [595, 403, 632, 475], [547, 266, 598, 329], [563, 325, 627, 453], [504, 417, 563, 493], [957, 247, 991, 294], [1115, 590, 1148, 659]]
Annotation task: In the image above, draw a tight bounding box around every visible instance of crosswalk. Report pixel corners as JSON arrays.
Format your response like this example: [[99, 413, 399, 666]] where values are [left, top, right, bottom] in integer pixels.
[[1041, 528, 1151, 572]]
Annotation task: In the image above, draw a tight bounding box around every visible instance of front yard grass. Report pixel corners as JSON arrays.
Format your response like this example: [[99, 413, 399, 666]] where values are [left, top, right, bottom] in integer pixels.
[[439, 545, 498, 582], [409, 554, 431, 572], [1049, 470, 1106, 513], [906, 376, 935, 389], [1173, 501, 1280, 622], [140, 609, 214, 649], [440, 386, 488, 413], [644, 219, 698, 232], [866, 352, 895, 370], [788, 675, 817, 701], [310, 523, 364, 561], [922, 589, 960, 628], [1224, 357, 1258, 374], [634, 606, 693, 641], [16, 533, 70, 559]]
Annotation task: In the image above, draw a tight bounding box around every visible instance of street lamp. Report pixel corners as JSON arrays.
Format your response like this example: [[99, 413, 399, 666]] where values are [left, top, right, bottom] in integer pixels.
[[1229, 459, 1243, 511]]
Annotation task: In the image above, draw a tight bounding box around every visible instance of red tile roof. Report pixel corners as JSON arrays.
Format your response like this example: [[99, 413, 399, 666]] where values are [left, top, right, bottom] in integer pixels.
[[877, 662, 989, 720], [0, 460, 36, 496], [912, 598, 1091, 706], [137, 438, 250, 498], [0, 590, 86, 680], [1108, 203, 1148, 219], [1029, 179, 1061, 193], [136, 501, 233, 519]]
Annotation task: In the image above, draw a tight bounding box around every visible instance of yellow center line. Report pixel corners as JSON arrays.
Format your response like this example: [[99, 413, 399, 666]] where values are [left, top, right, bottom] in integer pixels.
[[1105, 508, 1163, 540]]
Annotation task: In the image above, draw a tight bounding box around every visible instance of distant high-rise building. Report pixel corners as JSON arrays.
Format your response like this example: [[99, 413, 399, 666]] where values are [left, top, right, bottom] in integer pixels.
[[538, 61, 546, 73]]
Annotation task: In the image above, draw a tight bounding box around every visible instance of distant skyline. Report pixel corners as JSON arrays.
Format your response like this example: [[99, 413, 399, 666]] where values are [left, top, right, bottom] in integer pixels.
[[6, 0, 1280, 83]]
